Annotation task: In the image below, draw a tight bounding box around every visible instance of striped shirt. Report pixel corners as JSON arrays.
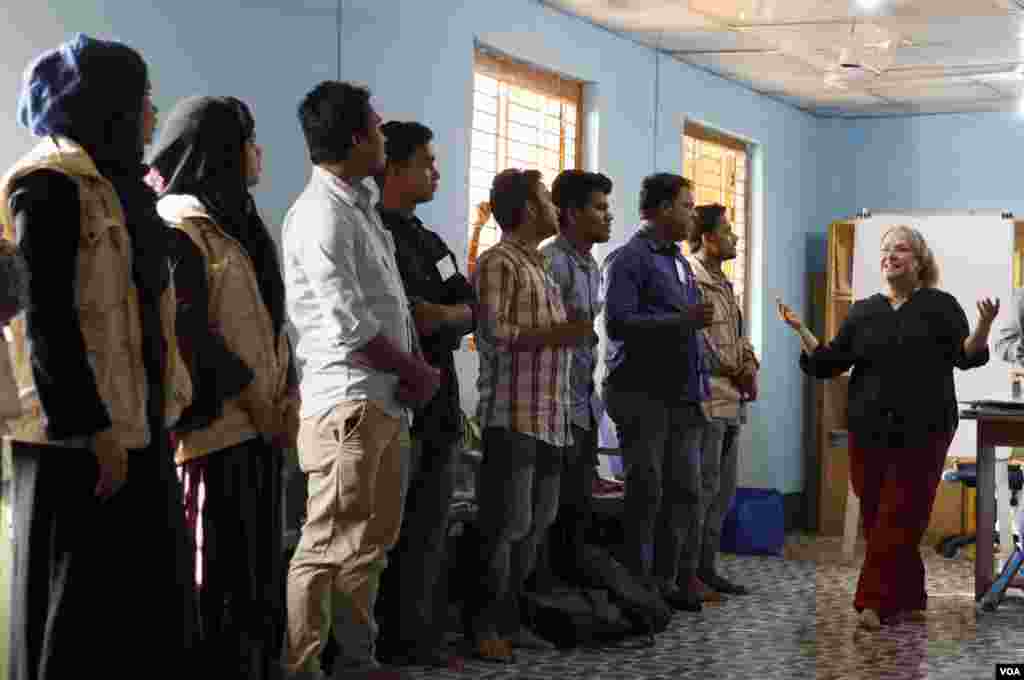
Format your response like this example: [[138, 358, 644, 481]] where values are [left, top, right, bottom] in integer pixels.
[[473, 236, 573, 447]]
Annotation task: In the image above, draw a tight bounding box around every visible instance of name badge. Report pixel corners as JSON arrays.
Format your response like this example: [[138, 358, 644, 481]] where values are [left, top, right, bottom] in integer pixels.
[[437, 256, 457, 282]]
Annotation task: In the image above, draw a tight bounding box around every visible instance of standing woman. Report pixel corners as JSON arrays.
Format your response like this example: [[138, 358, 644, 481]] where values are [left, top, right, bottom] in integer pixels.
[[778, 225, 997, 629], [147, 95, 298, 679], [0, 33, 198, 677]]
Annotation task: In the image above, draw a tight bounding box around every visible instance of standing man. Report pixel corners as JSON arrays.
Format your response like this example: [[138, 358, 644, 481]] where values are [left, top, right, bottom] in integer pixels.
[[602, 173, 713, 612], [540, 170, 613, 580], [372, 121, 477, 667], [281, 82, 440, 680], [469, 169, 594, 662], [686, 203, 759, 597]]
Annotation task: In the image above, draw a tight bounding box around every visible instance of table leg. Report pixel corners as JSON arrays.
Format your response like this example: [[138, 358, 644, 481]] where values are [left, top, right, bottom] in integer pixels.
[[997, 453, 1012, 571], [977, 442, 996, 600]]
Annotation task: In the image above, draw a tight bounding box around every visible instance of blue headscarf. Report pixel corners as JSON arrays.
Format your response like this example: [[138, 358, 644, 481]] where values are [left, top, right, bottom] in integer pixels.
[[17, 33, 148, 171]]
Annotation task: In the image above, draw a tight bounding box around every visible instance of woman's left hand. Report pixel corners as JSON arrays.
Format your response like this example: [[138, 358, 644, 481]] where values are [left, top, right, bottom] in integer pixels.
[[977, 297, 1000, 328]]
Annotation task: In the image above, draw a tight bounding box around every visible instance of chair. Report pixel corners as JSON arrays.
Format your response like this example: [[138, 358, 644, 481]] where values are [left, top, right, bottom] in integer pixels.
[[937, 457, 1022, 562]]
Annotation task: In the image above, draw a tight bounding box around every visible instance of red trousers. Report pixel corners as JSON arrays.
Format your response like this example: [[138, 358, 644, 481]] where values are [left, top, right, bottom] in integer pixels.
[[848, 430, 953, 619]]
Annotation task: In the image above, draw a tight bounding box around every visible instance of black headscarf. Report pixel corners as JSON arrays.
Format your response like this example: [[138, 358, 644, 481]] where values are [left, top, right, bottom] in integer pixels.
[[147, 96, 286, 334]]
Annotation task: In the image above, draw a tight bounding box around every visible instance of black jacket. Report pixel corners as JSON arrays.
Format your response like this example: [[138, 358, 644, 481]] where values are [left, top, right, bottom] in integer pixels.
[[800, 288, 988, 446], [378, 208, 476, 445]]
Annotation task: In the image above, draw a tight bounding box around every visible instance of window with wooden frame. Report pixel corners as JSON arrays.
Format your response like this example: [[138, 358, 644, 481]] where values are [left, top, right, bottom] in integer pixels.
[[467, 48, 584, 274], [682, 121, 750, 314]]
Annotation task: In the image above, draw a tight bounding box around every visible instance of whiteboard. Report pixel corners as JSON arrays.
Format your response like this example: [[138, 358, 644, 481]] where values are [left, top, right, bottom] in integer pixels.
[[852, 214, 1014, 458]]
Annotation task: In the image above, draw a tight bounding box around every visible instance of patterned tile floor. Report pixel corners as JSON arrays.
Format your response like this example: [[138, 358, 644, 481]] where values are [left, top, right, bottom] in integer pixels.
[[398, 534, 1024, 680]]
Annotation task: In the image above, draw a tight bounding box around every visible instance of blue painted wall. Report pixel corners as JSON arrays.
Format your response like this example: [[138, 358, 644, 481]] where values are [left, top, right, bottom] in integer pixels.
[[819, 112, 1024, 222], [2, 0, 833, 494]]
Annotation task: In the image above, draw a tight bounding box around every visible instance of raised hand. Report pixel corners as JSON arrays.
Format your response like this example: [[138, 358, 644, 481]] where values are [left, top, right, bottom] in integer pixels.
[[977, 297, 1000, 328]]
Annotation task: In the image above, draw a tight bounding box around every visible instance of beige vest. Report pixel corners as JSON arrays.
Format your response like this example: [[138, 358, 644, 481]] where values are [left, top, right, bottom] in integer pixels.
[[0, 136, 192, 448], [157, 195, 291, 463], [686, 254, 759, 421]]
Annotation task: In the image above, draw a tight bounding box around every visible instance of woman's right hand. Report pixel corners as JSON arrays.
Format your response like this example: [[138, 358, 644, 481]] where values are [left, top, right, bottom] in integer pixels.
[[776, 297, 804, 332]]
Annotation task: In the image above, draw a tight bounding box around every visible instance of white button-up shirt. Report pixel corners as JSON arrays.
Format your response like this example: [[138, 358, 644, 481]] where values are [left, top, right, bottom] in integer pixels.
[[282, 166, 416, 422]]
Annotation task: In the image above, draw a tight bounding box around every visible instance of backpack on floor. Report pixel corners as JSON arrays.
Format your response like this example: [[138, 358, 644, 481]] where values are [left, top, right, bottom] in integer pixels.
[[577, 544, 674, 641], [520, 587, 635, 649]]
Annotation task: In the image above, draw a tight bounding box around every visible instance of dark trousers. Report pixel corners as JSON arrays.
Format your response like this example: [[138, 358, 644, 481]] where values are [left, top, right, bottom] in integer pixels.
[[9, 435, 199, 680], [696, 419, 740, 577], [469, 427, 562, 637], [545, 423, 596, 583], [605, 388, 707, 590], [182, 438, 282, 679], [848, 430, 953, 619], [375, 435, 457, 653]]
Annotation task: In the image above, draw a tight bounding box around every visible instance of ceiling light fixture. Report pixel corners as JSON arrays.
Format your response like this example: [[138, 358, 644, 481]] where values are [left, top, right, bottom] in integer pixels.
[[858, 0, 883, 10]]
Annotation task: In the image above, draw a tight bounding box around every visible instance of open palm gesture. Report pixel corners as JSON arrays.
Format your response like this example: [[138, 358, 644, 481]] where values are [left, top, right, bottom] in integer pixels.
[[977, 297, 1000, 327]]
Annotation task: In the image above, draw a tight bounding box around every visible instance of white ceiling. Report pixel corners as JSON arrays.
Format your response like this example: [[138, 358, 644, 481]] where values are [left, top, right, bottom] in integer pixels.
[[543, 0, 1024, 117]]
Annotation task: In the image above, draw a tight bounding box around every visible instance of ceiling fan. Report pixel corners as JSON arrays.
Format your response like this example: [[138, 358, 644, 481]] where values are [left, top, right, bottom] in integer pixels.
[[821, 20, 885, 87]]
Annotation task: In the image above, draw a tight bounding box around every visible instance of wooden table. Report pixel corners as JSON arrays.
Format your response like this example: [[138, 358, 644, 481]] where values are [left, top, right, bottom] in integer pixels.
[[960, 408, 1024, 600]]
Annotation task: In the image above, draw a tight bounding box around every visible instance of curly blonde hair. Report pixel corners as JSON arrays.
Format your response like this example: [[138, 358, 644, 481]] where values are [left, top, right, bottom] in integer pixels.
[[881, 225, 939, 288]]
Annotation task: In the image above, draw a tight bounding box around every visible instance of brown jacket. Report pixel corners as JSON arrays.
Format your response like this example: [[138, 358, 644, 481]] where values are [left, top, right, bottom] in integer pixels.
[[157, 194, 293, 463], [0, 136, 191, 447], [686, 254, 759, 421]]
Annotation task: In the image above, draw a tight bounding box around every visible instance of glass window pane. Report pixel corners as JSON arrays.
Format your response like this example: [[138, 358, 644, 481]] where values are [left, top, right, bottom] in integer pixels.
[[474, 91, 498, 115], [471, 148, 497, 173], [474, 73, 499, 96], [509, 86, 540, 109], [507, 121, 540, 146], [507, 140, 539, 166], [702, 143, 722, 161], [471, 129, 497, 153], [470, 187, 490, 208], [508, 102, 542, 129], [473, 110, 497, 134], [539, 131, 558, 151]]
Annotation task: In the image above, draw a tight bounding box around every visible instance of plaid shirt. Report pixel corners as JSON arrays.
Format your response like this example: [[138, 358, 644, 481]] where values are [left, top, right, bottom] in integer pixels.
[[540, 235, 602, 431], [473, 237, 573, 447]]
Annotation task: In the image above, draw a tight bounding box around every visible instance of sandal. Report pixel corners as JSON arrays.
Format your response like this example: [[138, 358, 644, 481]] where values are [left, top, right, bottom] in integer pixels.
[[474, 634, 515, 663]]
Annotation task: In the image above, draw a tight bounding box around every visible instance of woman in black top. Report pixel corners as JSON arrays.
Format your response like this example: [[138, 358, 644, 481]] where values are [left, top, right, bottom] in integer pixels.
[[778, 225, 997, 629]]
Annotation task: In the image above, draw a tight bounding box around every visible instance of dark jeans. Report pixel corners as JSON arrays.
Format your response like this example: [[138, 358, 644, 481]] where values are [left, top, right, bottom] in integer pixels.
[[605, 388, 707, 591], [470, 427, 562, 637], [9, 435, 199, 680], [546, 423, 596, 583], [375, 435, 457, 653], [182, 438, 282, 680], [696, 419, 740, 577]]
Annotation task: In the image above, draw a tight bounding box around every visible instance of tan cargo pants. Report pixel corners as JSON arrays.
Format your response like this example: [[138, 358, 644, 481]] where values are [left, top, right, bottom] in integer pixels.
[[282, 400, 410, 675]]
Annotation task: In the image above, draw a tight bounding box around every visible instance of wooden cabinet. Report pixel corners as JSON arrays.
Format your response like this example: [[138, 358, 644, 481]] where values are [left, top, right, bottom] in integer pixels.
[[817, 221, 854, 536]]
